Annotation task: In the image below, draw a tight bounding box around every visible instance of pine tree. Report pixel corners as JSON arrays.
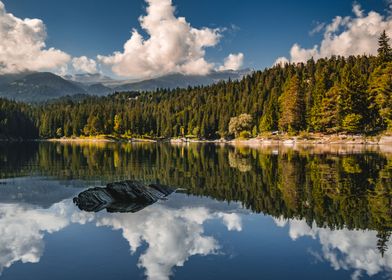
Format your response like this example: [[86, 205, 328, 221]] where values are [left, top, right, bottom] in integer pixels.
[[339, 62, 368, 132], [368, 63, 392, 130], [377, 230, 391, 257], [378, 30, 392, 64], [317, 85, 340, 132], [278, 75, 305, 132]]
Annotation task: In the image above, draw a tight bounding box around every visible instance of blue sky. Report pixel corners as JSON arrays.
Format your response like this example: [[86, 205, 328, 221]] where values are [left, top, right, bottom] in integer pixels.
[[0, 0, 390, 78]]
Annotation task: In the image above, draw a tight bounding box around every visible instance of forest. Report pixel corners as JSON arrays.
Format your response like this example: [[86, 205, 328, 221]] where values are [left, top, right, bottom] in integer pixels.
[[1, 32, 392, 140]]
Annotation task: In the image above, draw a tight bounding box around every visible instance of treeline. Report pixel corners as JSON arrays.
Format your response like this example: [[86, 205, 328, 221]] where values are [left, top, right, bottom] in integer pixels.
[[3, 32, 392, 139], [0, 98, 38, 139]]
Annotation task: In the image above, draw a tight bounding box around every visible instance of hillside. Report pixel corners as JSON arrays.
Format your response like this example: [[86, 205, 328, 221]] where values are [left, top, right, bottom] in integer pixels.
[[112, 69, 251, 92], [0, 72, 86, 102], [0, 69, 250, 103]]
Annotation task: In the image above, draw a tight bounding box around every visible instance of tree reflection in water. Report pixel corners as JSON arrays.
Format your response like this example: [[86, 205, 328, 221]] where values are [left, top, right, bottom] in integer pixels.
[[0, 141, 391, 279]]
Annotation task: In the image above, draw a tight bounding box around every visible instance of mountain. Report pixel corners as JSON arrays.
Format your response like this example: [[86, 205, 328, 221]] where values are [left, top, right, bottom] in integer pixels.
[[0, 69, 251, 103], [86, 83, 114, 96], [0, 72, 86, 102], [64, 73, 115, 85], [112, 69, 252, 92], [0, 72, 33, 86]]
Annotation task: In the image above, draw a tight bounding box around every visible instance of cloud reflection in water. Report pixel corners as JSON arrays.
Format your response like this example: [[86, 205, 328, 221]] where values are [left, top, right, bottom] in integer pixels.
[[274, 217, 392, 279], [0, 196, 242, 280]]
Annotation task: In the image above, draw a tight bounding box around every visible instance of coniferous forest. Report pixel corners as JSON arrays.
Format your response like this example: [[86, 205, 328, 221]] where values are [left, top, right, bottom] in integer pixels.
[[1, 32, 392, 140]]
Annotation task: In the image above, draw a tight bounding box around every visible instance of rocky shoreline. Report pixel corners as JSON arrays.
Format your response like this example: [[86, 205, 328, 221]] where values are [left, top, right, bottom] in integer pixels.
[[170, 134, 392, 146], [42, 134, 392, 146]]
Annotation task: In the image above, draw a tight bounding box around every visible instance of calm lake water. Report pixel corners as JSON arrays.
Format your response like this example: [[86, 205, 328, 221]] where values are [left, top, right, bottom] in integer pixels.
[[0, 141, 391, 280]]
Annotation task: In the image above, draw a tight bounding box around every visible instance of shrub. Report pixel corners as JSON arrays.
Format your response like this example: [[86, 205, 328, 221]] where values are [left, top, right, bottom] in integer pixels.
[[342, 114, 363, 133], [239, 130, 252, 139]]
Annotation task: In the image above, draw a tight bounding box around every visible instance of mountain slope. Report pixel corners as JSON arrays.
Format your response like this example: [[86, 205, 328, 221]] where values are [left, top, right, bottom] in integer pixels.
[[0, 72, 86, 102], [112, 69, 252, 92], [0, 69, 251, 102], [64, 73, 115, 85]]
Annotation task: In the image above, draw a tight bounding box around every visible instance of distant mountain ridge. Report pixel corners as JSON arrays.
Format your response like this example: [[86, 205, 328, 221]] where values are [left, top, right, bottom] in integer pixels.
[[113, 69, 251, 92], [0, 69, 252, 102], [0, 72, 86, 102]]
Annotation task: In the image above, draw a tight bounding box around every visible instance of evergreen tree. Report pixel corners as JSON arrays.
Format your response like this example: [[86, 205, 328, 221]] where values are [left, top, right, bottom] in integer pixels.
[[278, 75, 305, 132], [378, 30, 392, 64], [377, 231, 391, 257], [368, 63, 392, 130], [339, 62, 368, 132]]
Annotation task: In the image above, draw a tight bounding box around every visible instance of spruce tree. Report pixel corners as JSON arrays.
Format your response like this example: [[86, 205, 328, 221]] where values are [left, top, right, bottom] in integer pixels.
[[378, 30, 392, 64], [278, 75, 305, 132]]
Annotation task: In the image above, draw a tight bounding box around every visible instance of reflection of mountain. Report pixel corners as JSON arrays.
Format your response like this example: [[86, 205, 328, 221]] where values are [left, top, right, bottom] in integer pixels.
[[0, 177, 82, 208], [73, 180, 174, 213]]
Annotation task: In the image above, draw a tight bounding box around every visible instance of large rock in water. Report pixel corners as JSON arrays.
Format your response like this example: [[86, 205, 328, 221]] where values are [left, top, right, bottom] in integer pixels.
[[73, 180, 174, 213]]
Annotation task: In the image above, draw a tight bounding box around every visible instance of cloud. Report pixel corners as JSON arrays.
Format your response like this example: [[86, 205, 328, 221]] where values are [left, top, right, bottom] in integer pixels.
[[98, 0, 242, 79], [95, 204, 243, 280], [309, 21, 326, 36], [274, 56, 290, 67], [352, 3, 364, 18], [217, 213, 242, 231], [277, 217, 392, 279], [218, 53, 244, 71], [275, 3, 392, 64], [0, 195, 243, 280], [0, 202, 71, 274], [0, 1, 70, 74], [72, 56, 98, 74]]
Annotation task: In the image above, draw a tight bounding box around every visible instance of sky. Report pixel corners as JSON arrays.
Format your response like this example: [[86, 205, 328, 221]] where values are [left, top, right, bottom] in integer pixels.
[[0, 0, 391, 79]]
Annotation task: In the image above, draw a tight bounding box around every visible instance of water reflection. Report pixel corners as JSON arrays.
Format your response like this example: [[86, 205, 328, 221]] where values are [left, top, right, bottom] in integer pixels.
[[94, 199, 241, 280], [0, 142, 391, 279], [0, 191, 243, 279], [0, 201, 71, 274], [275, 217, 392, 279]]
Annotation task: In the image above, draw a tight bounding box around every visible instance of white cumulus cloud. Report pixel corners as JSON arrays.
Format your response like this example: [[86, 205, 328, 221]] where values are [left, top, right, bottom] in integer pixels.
[[72, 56, 98, 74], [0, 1, 70, 74], [0, 202, 71, 274], [219, 53, 244, 71], [275, 3, 392, 64], [98, 0, 242, 79], [276, 217, 392, 279], [274, 56, 290, 67], [95, 204, 243, 280], [0, 195, 244, 280]]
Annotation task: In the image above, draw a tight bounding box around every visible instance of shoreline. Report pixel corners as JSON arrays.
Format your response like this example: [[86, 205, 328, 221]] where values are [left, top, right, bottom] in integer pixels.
[[40, 134, 392, 146]]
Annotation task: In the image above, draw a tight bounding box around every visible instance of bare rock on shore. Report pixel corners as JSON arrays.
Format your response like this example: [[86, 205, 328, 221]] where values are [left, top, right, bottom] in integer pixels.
[[380, 136, 392, 145]]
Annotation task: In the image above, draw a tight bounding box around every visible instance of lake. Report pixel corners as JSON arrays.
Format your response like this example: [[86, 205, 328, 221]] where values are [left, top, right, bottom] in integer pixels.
[[0, 141, 391, 280]]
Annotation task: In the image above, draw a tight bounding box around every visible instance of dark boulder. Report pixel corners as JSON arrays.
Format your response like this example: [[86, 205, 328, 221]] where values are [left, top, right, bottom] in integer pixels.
[[73, 180, 174, 213]]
